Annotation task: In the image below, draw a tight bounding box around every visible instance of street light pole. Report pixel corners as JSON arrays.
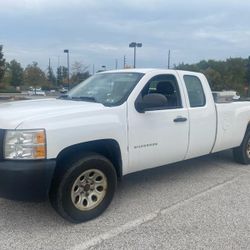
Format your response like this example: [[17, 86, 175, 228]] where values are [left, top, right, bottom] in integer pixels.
[[115, 59, 118, 69], [133, 46, 136, 68], [129, 42, 142, 68], [64, 49, 70, 90], [168, 50, 171, 69], [123, 55, 126, 68]]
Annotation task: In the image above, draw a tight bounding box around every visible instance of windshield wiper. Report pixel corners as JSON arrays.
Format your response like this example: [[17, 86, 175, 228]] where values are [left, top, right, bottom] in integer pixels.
[[58, 95, 100, 103], [71, 96, 99, 103]]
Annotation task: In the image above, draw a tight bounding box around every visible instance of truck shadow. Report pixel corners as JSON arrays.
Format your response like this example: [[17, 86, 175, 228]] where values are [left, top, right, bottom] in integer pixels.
[[119, 149, 234, 188]]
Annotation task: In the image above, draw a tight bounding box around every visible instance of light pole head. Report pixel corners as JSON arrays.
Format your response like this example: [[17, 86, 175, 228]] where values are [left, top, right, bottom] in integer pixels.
[[129, 42, 142, 48], [129, 42, 136, 48], [64, 49, 69, 53], [129, 42, 142, 68]]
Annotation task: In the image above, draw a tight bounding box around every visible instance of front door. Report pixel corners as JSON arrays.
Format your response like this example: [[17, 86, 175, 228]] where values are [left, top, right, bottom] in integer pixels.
[[127, 73, 189, 173]]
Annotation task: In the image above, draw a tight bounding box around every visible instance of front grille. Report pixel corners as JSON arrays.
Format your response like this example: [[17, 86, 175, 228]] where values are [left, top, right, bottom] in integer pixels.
[[0, 129, 4, 161]]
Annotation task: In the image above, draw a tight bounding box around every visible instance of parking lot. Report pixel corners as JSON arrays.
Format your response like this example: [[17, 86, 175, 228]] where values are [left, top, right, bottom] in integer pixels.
[[0, 93, 58, 102], [0, 149, 250, 250], [0, 95, 250, 250]]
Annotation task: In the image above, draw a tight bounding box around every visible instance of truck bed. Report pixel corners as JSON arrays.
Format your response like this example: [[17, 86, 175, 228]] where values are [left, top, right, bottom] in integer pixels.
[[212, 101, 250, 153]]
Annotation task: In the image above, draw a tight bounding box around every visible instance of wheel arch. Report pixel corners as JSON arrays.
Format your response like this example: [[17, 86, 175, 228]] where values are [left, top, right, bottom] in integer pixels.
[[55, 139, 123, 179], [242, 122, 250, 142]]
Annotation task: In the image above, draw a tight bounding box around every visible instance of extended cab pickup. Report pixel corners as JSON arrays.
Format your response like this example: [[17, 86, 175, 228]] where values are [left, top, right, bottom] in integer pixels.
[[0, 69, 250, 223]]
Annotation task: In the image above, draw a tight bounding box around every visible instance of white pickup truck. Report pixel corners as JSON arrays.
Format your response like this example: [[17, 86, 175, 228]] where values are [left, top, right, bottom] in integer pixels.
[[0, 69, 250, 223]]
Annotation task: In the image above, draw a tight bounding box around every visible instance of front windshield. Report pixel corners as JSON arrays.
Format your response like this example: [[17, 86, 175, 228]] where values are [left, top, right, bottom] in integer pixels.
[[65, 72, 144, 106]]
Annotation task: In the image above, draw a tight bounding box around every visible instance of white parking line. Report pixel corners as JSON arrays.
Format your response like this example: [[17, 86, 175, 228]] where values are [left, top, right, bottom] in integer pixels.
[[72, 212, 158, 250]]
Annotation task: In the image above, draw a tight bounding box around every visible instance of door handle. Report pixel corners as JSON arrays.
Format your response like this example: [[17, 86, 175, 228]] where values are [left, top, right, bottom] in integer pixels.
[[173, 117, 187, 123]]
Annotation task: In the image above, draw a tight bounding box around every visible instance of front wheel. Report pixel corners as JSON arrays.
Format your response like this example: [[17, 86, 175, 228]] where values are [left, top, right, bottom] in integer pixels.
[[50, 153, 117, 223], [233, 129, 250, 164]]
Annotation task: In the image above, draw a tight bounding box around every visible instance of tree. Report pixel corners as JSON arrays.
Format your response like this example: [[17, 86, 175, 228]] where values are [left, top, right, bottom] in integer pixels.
[[175, 57, 248, 94], [23, 62, 47, 88], [47, 65, 56, 87], [56, 66, 68, 86], [71, 61, 89, 84], [0, 45, 6, 82], [56, 66, 63, 86], [246, 56, 250, 89], [62, 66, 68, 80], [203, 67, 222, 91], [71, 61, 89, 74], [8, 60, 23, 87]]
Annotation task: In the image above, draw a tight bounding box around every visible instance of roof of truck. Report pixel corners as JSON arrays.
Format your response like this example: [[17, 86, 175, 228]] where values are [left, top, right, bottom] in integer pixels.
[[100, 68, 199, 75]]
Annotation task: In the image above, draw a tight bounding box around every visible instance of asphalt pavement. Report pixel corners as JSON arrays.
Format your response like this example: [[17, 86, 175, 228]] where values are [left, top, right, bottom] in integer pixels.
[[0, 150, 250, 250]]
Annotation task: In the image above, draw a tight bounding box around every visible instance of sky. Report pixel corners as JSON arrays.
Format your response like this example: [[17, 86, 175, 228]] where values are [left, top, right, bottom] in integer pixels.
[[0, 0, 250, 73]]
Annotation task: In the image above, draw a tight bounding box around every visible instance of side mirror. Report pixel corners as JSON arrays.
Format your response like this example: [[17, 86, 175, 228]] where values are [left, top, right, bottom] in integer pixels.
[[135, 93, 168, 113]]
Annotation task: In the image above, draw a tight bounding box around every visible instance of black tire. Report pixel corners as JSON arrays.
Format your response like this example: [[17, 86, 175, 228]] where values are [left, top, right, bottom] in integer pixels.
[[49, 153, 117, 223], [233, 129, 250, 164]]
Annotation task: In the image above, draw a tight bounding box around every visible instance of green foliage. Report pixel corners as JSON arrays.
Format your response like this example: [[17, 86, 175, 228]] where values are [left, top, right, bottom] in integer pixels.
[[0, 86, 21, 93], [0, 54, 92, 90], [23, 62, 47, 88], [176, 57, 250, 95], [246, 56, 250, 85], [8, 60, 23, 87], [2, 68, 11, 87], [56, 66, 65, 85], [0, 45, 6, 82], [62, 66, 68, 80]]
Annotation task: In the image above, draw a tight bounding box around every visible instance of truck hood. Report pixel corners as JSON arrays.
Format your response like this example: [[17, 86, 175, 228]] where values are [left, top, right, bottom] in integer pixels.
[[0, 98, 104, 129]]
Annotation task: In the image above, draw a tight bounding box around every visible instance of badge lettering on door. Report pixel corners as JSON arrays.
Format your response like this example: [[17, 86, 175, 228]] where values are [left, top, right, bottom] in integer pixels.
[[134, 143, 158, 149]]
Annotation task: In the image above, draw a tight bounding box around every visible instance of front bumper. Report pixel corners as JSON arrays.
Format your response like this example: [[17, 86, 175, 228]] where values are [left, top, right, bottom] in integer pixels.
[[0, 160, 56, 201]]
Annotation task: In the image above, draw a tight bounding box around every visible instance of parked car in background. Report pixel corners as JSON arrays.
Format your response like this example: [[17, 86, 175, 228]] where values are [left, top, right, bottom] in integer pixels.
[[212, 90, 240, 102], [28, 87, 46, 96], [59, 87, 68, 94]]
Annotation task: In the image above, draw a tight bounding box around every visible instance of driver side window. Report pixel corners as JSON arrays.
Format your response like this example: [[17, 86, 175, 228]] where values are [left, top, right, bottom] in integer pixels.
[[141, 74, 182, 109]]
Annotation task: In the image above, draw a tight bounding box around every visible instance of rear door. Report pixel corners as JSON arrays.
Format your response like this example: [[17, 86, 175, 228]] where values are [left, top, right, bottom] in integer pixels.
[[178, 72, 217, 159], [127, 72, 189, 174]]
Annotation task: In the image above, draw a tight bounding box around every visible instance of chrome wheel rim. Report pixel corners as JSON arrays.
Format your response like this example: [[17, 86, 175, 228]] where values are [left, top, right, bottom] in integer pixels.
[[247, 138, 250, 158], [71, 169, 107, 211]]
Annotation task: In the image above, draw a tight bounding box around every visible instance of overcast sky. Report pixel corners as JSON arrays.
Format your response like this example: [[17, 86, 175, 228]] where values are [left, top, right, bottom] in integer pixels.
[[0, 0, 250, 72]]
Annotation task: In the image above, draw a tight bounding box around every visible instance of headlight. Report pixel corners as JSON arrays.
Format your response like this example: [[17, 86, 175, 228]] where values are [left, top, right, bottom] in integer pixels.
[[4, 129, 46, 160]]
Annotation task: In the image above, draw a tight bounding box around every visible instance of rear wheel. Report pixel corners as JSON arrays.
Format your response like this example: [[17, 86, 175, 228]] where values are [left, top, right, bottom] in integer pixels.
[[233, 129, 250, 164], [50, 153, 117, 223]]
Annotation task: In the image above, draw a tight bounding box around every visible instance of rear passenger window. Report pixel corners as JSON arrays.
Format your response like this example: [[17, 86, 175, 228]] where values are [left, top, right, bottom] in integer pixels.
[[183, 75, 206, 107]]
